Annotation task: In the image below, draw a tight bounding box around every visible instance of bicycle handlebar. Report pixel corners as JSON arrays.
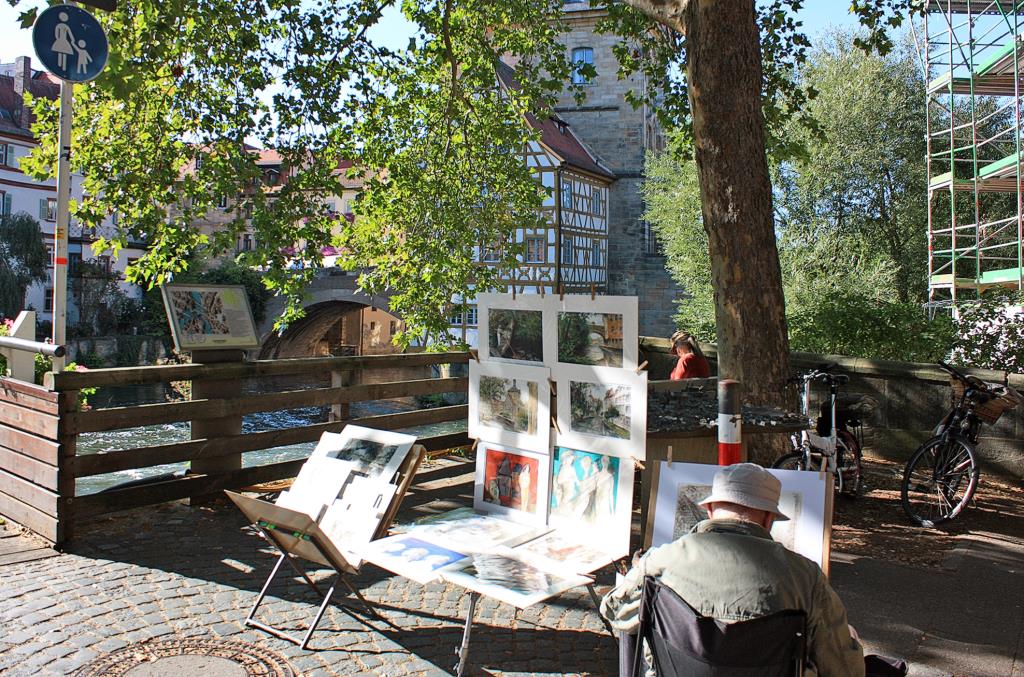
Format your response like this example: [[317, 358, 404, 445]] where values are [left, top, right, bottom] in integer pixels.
[[938, 361, 988, 392]]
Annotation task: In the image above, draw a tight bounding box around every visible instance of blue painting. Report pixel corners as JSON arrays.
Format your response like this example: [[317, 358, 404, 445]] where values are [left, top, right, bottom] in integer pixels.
[[376, 536, 466, 570], [550, 447, 620, 526]]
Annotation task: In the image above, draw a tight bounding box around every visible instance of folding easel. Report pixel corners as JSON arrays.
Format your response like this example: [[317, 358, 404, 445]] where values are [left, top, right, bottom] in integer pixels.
[[226, 444, 425, 649]]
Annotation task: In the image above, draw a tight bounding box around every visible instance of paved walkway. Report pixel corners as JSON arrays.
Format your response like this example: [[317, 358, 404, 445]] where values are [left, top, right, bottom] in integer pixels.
[[0, 457, 1021, 676]]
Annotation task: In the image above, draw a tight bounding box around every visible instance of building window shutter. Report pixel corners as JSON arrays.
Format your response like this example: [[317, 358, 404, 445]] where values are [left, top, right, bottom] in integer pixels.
[[40, 198, 49, 220], [2, 193, 11, 216], [0, 144, 6, 165]]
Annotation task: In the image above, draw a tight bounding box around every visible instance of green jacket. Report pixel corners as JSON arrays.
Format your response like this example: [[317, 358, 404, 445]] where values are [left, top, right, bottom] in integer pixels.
[[601, 518, 865, 677]]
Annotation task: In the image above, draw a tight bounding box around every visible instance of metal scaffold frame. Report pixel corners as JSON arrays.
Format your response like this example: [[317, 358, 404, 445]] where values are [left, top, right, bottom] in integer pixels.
[[922, 0, 1024, 309]]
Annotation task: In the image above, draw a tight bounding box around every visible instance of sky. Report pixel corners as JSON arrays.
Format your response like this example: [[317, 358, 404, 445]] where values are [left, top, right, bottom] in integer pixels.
[[0, 2, 864, 67]]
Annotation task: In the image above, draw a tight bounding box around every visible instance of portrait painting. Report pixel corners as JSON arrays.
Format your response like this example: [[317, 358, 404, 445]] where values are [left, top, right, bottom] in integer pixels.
[[312, 425, 416, 482], [362, 534, 469, 584], [473, 444, 550, 524], [547, 447, 634, 557], [555, 365, 648, 459], [651, 462, 831, 569], [477, 293, 549, 365], [440, 550, 592, 609], [543, 294, 638, 370], [469, 361, 551, 453]]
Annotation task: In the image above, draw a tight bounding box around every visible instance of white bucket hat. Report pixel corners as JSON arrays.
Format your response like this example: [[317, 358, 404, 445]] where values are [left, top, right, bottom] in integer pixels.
[[698, 463, 790, 521]]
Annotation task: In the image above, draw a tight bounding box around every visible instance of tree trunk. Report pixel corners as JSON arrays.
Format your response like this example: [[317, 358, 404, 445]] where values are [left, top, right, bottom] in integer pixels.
[[685, 0, 791, 465]]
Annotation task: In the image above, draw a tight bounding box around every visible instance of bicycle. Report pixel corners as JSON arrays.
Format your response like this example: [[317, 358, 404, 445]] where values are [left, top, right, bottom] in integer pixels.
[[900, 361, 1021, 527], [772, 364, 870, 498]]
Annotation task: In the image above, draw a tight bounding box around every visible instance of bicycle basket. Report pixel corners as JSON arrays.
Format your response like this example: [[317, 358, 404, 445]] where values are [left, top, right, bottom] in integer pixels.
[[950, 377, 1023, 424]]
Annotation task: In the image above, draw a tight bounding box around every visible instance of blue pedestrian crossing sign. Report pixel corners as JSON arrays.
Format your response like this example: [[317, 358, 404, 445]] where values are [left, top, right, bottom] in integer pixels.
[[32, 5, 108, 83]]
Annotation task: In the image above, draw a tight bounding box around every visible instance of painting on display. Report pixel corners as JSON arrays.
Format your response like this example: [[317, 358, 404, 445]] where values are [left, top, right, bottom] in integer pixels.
[[543, 295, 639, 370], [312, 426, 416, 482], [469, 361, 551, 453], [473, 444, 551, 525], [510, 530, 615, 576], [160, 284, 259, 351], [440, 549, 592, 609], [477, 293, 548, 366], [361, 534, 470, 584], [649, 462, 831, 569], [548, 446, 634, 558], [408, 507, 550, 553], [555, 365, 647, 459]]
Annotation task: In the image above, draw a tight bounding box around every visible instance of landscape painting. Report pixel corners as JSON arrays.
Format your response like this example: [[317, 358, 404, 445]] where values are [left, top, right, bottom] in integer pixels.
[[440, 550, 592, 609], [477, 293, 548, 365], [469, 361, 550, 452], [547, 446, 633, 557], [312, 425, 416, 482], [543, 294, 639, 369], [474, 444, 550, 524], [555, 365, 647, 458]]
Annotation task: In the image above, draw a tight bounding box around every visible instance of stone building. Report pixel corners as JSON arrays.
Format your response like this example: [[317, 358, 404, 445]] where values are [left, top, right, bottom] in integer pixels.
[[554, 1, 680, 337]]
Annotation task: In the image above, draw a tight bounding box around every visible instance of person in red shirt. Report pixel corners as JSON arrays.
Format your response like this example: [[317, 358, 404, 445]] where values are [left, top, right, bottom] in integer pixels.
[[669, 330, 711, 380]]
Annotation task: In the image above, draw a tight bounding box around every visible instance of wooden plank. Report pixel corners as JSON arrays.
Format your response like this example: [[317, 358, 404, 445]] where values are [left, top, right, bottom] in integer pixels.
[[66, 377, 468, 434], [0, 493, 58, 544], [0, 423, 60, 464], [0, 547, 58, 567], [0, 469, 58, 515], [0, 379, 60, 413], [0, 448, 59, 489], [47, 351, 471, 390], [68, 432, 472, 521], [70, 405, 468, 477], [0, 401, 58, 439]]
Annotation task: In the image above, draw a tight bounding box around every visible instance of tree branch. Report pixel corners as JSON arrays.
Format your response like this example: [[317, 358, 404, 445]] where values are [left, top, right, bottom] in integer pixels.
[[619, 0, 689, 34]]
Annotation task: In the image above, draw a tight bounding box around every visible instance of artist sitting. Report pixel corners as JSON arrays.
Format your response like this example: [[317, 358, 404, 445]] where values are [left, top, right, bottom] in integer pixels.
[[601, 463, 866, 676]]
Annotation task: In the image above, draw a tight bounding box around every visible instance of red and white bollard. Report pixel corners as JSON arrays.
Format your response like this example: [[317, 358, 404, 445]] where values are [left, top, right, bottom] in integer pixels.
[[718, 379, 742, 465]]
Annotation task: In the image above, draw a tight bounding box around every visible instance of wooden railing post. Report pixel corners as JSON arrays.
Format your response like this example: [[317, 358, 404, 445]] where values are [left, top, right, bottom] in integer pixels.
[[56, 389, 79, 546], [189, 349, 245, 505], [330, 368, 352, 423]]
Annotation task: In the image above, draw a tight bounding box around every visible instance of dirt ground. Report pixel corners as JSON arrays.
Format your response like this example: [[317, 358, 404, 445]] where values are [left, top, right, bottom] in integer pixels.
[[831, 451, 1024, 568]]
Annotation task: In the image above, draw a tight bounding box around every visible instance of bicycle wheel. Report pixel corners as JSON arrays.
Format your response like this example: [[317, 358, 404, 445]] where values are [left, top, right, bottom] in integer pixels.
[[837, 430, 862, 498], [901, 435, 979, 526], [772, 452, 808, 471]]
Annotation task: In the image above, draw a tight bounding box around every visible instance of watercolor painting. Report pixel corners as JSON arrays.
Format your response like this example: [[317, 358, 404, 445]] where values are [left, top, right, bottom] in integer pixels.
[[441, 550, 591, 609], [557, 311, 624, 367], [547, 446, 634, 557], [312, 425, 416, 481], [362, 534, 469, 584], [469, 361, 551, 453], [477, 293, 549, 366], [555, 365, 647, 459]]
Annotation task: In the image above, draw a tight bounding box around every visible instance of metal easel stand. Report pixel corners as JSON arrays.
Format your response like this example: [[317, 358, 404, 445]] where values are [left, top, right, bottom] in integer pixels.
[[452, 581, 614, 676], [245, 522, 380, 650]]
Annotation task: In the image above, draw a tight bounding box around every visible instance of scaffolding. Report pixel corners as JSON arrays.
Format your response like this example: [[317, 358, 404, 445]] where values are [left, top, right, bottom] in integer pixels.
[[924, 1, 1024, 309]]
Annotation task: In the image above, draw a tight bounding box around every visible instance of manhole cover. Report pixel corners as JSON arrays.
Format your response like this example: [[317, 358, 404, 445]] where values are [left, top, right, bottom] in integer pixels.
[[73, 637, 294, 677]]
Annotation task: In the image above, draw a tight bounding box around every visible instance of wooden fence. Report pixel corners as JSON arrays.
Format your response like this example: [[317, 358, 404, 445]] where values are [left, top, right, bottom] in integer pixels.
[[0, 351, 471, 547]]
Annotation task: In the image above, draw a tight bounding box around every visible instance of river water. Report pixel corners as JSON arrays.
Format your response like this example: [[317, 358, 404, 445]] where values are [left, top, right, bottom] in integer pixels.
[[76, 385, 465, 495]]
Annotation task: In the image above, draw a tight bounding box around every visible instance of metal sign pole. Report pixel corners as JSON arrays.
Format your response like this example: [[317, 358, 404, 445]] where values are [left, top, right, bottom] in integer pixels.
[[52, 80, 73, 372]]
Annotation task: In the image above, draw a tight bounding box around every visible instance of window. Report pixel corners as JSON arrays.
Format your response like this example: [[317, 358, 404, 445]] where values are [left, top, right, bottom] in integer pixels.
[[592, 240, 603, 267], [45, 244, 55, 267], [466, 307, 478, 326], [242, 234, 253, 251], [195, 154, 203, 170], [642, 220, 663, 256], [572, 47, 594, 85], [217, 194, 228, 209], [0, 191, 10, 216], [526, 236, 546, 263], [0, 144, 8, 166], [560, 180, 573, 209], [593, 191, 604, 217], [561, 236, 573, 264], [481, 243, 501, 263], [389, 320, 398, 335], [369, 321, 377, 331], [98, 255, 112, 273], [40, 197, 57, 222], [44, 288, 54, 310], [69, 252, 82, 275], [449, 309, 464, 325]]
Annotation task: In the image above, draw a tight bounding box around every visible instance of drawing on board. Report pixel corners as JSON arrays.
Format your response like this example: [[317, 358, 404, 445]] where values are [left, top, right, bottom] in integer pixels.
[[473, 445, 550, 524], [468, 361, 551, 453], [409, 507, 548, 552], [671, 484, 711, 539], [362, 534, 469, 584], [557, 312, 624, 367], [543, 294, 639, 369], [512, 531, 612, 575], [477, 293, 548, 365], [555, 365, 647, 459], [547, 446, 633, 557], [441, 550, 591, 608], [312, 426, 416, 482]]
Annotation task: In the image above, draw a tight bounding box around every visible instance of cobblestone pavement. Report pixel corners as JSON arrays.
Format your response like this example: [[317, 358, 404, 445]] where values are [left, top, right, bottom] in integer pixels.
[[0, 465, 618, 676]]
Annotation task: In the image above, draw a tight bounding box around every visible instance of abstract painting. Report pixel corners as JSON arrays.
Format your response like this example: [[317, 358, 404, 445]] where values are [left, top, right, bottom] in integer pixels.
[[547, 446, 634, 557], [361, 534, 469, 584], [469, 361, 551, 453], [477, 293, 549, 365], [651, 462, 831, 569], [440, 549, 592, 608], [555, 364, 648, 459], [543, 294, 638, 370], [312, 425, 416, 482], [473, 444, 550, 524]]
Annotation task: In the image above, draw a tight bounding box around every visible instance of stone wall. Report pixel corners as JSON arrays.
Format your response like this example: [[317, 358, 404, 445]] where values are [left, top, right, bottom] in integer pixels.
[[639, 337, 1024, 479], [67, 336, 168, 368]]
